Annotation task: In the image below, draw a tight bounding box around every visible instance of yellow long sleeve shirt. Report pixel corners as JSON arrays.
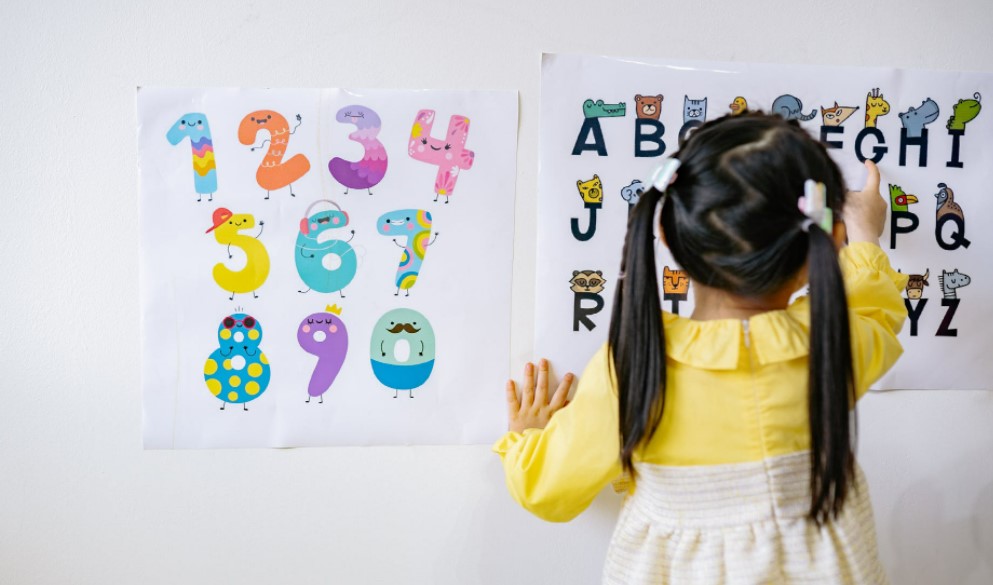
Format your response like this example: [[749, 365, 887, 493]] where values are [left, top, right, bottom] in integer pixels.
[[494, 242, 908, 522]]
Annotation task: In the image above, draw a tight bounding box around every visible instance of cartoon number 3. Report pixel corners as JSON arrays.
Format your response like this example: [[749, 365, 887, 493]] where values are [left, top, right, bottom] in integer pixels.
[[408, 110, 475, 203]]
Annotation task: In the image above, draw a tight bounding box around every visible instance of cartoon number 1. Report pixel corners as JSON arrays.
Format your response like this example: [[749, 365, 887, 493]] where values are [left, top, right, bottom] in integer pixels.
[[408, 110, 474, 203], [166, 113, 216, 202], [377, 209, 437, 296]]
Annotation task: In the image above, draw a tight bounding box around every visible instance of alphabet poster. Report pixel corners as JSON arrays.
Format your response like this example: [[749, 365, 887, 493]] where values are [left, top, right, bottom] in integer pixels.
[[537, 53, 993, 391], [138, 88, 517, 448]]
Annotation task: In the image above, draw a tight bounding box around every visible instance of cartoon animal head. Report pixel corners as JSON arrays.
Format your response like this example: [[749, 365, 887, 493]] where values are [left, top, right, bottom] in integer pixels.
[[662, 266, 690, 295], [905, 269, 930, 300], [583, 99, 626, 118], [940, 269, 971, 295], [934, 182, 953, 209], [729, 96, 748, 115], [570, 270, 605, 294], [297, 305, 347, 352], [577, 175, 603, 204], [899, 98, 940, 129], [888, 184, 918, 211], [376, 209, 433, 236], [620, 180, 645, 206], [635, 94, 663, 120], [820, 102, 859, 126], [335, 105, 381, 129], [300, 200, 349, 238], [866, 88, 890, 118], [217, 312, 263, 347], [166, 113, 212, 144], [683, 96, 707, 121], [948, 92, 982, 130]]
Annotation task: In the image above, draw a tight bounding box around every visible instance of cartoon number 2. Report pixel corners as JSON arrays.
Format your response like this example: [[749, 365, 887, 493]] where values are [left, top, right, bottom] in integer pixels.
[[408, 110, 474, 203], [296, 200, 357, 296], [238, 110, 311, 199], [377, 209, 436, 296]]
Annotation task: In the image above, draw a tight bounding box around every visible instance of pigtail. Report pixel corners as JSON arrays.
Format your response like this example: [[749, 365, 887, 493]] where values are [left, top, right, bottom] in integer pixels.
[[609, 187, 667, 474], [806, 225, 856, 524]]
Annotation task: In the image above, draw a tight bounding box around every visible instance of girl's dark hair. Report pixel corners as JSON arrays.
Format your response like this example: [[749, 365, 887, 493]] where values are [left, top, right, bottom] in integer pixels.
[[608, 112, 855, 524]]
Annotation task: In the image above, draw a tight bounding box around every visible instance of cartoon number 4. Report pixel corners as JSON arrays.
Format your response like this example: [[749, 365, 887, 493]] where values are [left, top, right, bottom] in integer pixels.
[[408, 110, 474, 203]]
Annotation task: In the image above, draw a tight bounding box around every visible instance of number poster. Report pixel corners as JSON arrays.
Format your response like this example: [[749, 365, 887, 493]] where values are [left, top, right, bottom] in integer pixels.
[[537, 54, 993, 391], [138, 88, 517, 448]]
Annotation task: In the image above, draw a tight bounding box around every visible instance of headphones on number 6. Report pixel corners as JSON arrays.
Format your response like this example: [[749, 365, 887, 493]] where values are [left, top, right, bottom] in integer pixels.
[[299, 199, 349, 236]]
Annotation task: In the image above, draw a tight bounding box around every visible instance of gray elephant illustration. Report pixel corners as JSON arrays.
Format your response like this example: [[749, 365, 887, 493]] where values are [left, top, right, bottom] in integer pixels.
[[771, 94, 817, 121]]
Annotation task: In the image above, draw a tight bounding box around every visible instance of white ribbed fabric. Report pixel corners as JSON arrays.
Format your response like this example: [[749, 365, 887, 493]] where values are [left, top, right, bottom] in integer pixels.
[[602, 451, 888, 584]]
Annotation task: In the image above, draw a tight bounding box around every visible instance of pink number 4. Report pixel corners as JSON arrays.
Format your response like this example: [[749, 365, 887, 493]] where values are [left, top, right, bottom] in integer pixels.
[[408, 110, 474, 204]]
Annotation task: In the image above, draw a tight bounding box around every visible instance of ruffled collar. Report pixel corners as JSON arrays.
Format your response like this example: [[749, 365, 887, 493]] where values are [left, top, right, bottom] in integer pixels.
[[661, 298, 811, 370]]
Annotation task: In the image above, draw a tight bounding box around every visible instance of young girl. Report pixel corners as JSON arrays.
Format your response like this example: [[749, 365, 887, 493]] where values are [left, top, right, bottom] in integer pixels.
[[494, 113, 907, 584]]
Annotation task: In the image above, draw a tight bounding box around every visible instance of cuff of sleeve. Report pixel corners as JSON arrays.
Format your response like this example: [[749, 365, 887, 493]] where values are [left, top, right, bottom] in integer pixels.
[[491, 431, 522, 455], [492, 428, 542, 456], [840, 242, 908, 290]]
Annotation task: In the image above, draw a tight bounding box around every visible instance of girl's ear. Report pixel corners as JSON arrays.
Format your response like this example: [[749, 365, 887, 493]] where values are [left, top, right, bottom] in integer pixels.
[[832, 221, 847, 250]]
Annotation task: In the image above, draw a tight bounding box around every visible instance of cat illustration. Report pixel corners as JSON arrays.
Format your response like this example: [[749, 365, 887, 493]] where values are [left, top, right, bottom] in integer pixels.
[[577, 175, 603, 204], [683, 96, 707, 125], [570, 270, 606, 294], [635, 94, 664, 120], [820, 102, 860, 126]]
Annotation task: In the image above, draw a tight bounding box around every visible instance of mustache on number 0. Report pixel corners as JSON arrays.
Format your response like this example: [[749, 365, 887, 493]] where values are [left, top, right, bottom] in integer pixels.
[[387, 323, 421, 334]]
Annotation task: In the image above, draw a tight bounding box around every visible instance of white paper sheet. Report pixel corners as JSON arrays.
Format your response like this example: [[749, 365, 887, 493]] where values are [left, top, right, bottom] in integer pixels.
[[138, 88, 518, 448], [537, 53, 993, 390]]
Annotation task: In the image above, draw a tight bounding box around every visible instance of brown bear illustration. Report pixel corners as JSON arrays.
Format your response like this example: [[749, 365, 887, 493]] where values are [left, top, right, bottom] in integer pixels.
[[635, 94, 664, 120]]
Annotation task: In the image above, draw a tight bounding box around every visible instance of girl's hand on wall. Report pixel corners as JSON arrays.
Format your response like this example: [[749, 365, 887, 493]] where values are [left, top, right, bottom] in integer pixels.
[[505, 359, 574, 433], [843, 160, 887, 244]]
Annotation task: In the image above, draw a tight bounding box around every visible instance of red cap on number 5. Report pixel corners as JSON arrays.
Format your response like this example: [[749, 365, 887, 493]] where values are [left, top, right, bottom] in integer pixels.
[[205, 208, 233, 233]]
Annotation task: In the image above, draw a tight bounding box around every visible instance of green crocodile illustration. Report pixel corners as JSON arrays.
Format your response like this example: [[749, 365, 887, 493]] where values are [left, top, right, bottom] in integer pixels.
[[583, 99, 626, 118], [947, 92, 982, 131]]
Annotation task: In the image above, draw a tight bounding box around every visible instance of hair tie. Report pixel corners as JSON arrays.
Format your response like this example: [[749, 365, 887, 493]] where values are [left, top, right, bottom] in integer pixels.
[[797, 180, 833, 232], [649, 158, 681, 192]]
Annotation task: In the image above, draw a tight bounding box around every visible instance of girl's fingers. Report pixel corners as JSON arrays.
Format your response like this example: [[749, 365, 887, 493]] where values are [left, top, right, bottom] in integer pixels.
[[505, 380, 520, 416], [534, 359, 549, 407], [521, 362, 535, 411], [549, 373, 574, 410], [862, 159, 880, 193]]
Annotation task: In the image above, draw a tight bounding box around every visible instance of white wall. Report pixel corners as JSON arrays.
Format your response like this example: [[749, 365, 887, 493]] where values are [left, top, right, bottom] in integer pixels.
[[1, 0, 991, 582]]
